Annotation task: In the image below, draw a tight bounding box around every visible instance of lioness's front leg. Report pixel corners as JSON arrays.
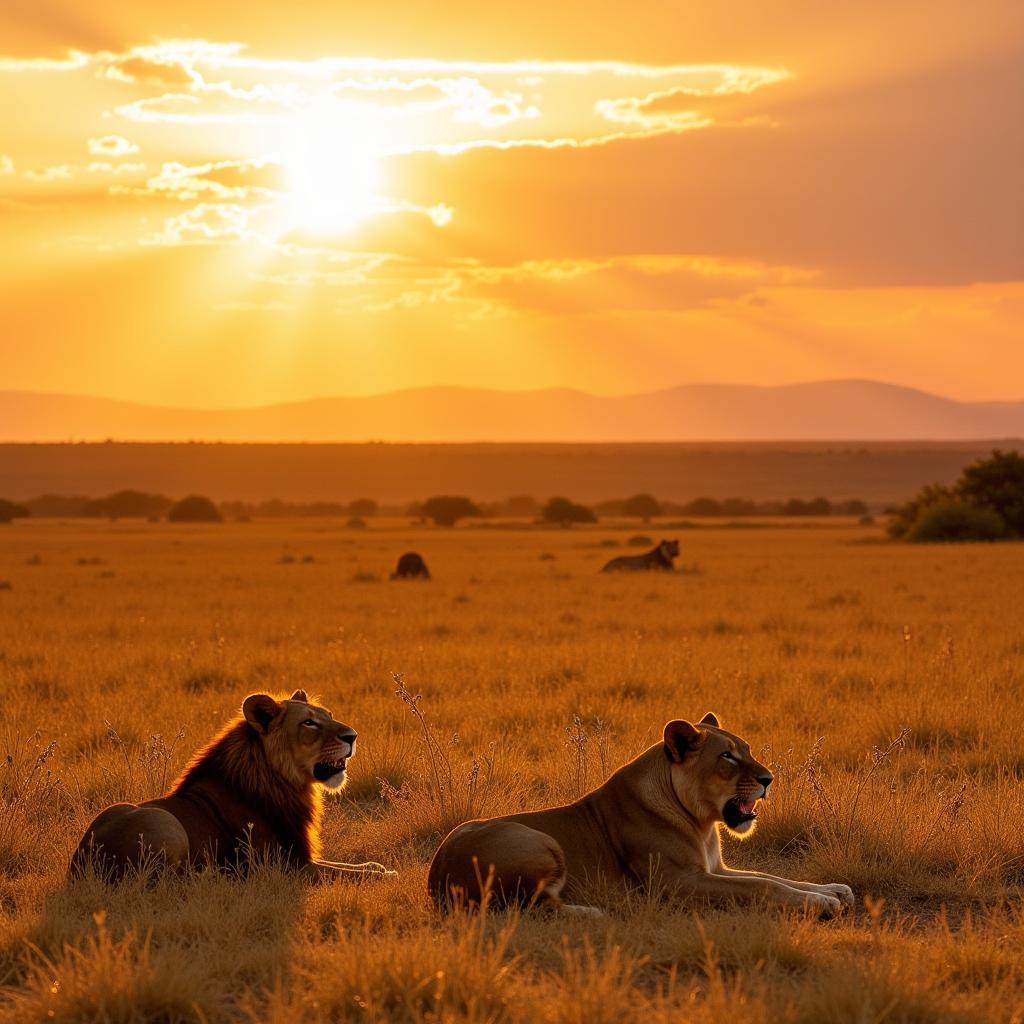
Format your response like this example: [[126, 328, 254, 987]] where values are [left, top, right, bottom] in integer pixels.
[[303, 860, 398, 881], [670, 869, 843, 917], [714, 866, 854, 908]]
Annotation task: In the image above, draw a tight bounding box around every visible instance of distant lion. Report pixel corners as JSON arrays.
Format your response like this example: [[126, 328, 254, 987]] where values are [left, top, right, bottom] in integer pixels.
[[391, 551, 430, 579], [69, 690, 393, 882], [601, 538, 679, 572], [429, 712, 853, 918]]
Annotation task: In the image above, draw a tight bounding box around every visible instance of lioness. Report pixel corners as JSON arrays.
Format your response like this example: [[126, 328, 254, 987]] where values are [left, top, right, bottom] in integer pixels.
[[429, 713, 852, 917], [70, 690, 393, 882], [601, 539, 679, 573]]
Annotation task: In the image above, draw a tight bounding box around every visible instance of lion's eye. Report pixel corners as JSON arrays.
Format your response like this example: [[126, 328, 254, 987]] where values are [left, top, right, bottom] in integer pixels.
[[302, 719, 319, 728], [721, 752, 738, 763]]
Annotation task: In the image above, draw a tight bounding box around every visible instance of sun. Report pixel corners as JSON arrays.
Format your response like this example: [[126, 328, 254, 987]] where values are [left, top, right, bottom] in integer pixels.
[[279, 109, 382, 234]]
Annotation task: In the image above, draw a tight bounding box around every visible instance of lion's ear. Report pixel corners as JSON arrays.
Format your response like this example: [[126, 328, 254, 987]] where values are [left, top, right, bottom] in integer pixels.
[[663, 720, 701, 763], [290, 689, 308, 703], [243, 694, 282, 734], [699, 711, 720, 728]]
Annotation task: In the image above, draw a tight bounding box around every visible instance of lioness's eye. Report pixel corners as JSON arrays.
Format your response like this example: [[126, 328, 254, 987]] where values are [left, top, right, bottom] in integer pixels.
[[302, 719, 319, 728], [721, 752, 737, 763]]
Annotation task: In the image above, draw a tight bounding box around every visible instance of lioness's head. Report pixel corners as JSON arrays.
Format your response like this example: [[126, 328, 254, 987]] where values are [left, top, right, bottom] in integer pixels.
[[663, 713, 773, 837], [242, 690, 356, 792], [660, 539, 680, 559]]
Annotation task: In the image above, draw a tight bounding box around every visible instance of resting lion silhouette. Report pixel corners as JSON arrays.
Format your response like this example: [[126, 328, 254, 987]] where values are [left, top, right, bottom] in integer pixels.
[[70, 690, 393, 882], [429, 713, 853, 917], [601, 538, 679, 572], [391, 551, 431, 579]]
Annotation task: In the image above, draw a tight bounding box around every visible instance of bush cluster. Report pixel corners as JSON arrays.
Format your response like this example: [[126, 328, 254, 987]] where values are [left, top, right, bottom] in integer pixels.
[[890, 450, 1024, 542]]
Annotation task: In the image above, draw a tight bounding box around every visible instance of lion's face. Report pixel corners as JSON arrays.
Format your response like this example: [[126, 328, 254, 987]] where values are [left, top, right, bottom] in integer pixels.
[[243, 690, 357, 792], [664, 713, 773, 838], [660, 539, 680, 559]]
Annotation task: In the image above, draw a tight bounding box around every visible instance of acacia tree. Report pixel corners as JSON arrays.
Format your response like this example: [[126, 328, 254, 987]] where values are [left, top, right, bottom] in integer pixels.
[[956, 449, 1024, 537], [421, 495, 480, 527]]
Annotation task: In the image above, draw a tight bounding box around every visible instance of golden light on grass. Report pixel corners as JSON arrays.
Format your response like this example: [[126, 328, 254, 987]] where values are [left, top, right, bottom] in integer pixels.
[[1, 518, 1023, 1020]]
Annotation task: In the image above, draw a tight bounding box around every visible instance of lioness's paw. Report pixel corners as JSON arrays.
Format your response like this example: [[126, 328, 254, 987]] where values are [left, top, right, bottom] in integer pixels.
[[821, 883, 854, 907], [805, 892, 842, 919]]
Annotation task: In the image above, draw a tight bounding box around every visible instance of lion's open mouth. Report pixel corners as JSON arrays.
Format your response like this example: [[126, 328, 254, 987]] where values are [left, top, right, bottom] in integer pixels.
[[313, 756, 347, 782], [723, 797, 758, 828]]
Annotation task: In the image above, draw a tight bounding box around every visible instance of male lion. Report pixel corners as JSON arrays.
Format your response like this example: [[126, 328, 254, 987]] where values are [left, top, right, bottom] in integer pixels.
[[601, 539, 679, 573], [70, 690, 393, 882], [429, 713, 852, 917]]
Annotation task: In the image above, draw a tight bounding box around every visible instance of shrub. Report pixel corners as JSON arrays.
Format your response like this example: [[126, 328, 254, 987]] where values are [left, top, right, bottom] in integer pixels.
[[421, 495, 480, 527], [720, 497, 757, 516], [346, 498, 378, 517], [785, 497, 832, 516], [0, 499, 30, 523], [503, 494, 539, 516], [682, 497, 722, 516], [905, 501, 1008, 543], [888, 483, 954, 538], [621, 493, 661, 520], [167, 495, 222, 523], [85, 490, 172, 520], [542, 496, 597, 525]]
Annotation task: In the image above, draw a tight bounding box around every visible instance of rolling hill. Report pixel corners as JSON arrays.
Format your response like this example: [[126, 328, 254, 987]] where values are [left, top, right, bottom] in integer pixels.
[[2, 380, 1023, 443]]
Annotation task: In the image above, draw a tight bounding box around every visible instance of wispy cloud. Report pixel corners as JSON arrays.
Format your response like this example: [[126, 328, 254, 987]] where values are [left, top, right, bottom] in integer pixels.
[[141, 202, 252, 246], [24, 164, 72, 182], [87, 135, 139, 157]]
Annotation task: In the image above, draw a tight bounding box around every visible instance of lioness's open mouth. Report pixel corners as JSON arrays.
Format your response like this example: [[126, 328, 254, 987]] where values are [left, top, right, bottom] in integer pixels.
[[313, 756, 347, 781], [723, 797, 758, 829]]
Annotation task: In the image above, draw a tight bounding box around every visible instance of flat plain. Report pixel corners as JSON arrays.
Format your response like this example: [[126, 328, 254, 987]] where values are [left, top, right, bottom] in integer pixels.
[[1, 518, 1022, 1022]]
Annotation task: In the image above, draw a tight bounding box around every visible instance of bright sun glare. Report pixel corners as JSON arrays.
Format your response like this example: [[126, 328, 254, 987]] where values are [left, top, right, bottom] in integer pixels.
[[281, 111, 382, 234]]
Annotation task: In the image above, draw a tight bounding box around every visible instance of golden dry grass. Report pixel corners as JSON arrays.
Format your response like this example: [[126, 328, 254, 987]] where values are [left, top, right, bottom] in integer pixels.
[[1, 518, 1023, 1022]]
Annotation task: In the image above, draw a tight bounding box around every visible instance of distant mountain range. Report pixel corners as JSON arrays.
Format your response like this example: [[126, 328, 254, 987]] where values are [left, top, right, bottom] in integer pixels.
[[2, 381, 1023, 442]]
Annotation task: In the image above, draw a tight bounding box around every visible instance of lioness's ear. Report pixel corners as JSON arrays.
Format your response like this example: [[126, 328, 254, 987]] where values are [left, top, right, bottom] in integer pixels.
[[699, 711, 720, 728], [663, 720, 701, 763], [290, 689, 308, 703], [243, 693, 282, 734]]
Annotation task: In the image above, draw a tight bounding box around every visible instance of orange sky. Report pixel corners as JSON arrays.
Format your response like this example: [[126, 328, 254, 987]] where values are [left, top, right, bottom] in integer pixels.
[[2, 1, 1023, 407]]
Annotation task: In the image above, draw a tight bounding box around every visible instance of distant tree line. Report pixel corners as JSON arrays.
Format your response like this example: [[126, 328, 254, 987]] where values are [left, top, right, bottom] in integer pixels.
[[2, 487, 872, 525]]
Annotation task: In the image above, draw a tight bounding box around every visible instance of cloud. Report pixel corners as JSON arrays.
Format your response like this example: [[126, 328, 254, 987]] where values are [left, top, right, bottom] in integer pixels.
[[0, 155, 14, 175], [24, 164, 72, 182], [26, 41, 787, 150], [100, 55, 195, 88], [114, 159, 286, 201], [0, 52, 89, 73], [430, 255, 816, 317], [86, 161, 145, 175], [87, 135, 139, 156], [245, 251, 815, 320], [141, 202, 251, 245]]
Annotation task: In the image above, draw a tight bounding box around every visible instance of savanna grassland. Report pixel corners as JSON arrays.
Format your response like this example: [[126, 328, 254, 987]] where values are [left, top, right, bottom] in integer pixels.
[[1, 518, 1023, 1023]]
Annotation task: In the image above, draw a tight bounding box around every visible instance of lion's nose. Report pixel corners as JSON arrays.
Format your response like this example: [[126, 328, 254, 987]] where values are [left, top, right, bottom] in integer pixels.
[[340, 730, 357, 755], [758, 774, 774, 791]]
